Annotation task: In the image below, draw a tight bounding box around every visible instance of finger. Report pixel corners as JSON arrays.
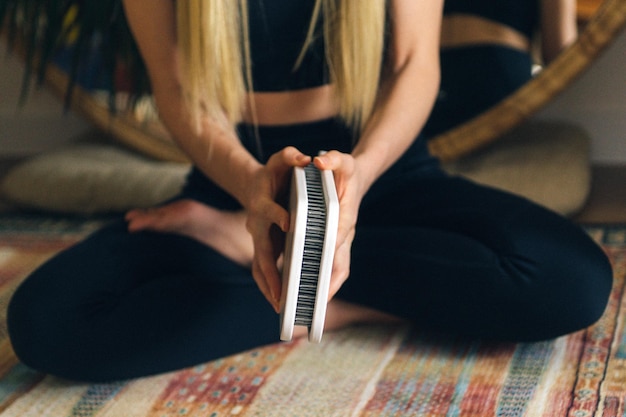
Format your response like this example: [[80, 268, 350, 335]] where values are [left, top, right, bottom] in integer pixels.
[[268, 203, 290, 233], [249, 199, 290, 233], [266, 147, 311, 174], [313, 149, 344, 170], [253, 244, 282, 311], [336, 213, 356, 249], [257, 235, 282, 300], [328, 243, 351, 301], [247, 216, 284, 308], [280, 146, 311, 166], [263, 266, 282, 312], [327, 225, 354, 300], [251, 259, 278, 311]]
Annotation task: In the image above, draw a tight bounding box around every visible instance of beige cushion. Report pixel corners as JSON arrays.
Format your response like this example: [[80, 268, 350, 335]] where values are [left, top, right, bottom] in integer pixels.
[[0, 143, 189, 214], [0, 121, 590, 216], [442, 121, 591, 216]]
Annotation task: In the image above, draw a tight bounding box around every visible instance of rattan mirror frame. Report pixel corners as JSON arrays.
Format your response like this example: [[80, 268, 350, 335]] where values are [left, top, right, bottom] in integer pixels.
[[428, 0, 626, 161], [39, 0, 626, 163]]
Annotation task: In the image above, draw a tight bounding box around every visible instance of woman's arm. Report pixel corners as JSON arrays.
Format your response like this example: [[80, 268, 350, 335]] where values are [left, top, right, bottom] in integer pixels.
[[540, 0, 578, 63], [350, 0, 443, 191], [122, 0, 309, 309], [315, 0, 443, 297], [122, 0, 287, 208]]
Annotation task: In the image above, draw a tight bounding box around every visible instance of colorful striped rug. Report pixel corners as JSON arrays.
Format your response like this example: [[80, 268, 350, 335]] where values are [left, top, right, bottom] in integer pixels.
[[0, 215, 624, 417]]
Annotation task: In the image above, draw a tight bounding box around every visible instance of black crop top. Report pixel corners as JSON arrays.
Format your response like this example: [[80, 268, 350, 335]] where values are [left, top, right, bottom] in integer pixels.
[[247, 0, 328, 92], [443, 0, 539, 39]]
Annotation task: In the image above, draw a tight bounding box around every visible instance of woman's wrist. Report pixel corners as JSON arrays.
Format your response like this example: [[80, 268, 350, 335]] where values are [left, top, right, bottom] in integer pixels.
[[352, 144, 390, 196], [226, 152, 264, 210]]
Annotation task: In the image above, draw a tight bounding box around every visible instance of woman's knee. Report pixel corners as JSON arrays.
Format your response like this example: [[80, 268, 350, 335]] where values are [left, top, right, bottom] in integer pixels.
[[7, 278, 61, 374], [513, 241, 613, 341], [7, 254, 103, 379], [558, 247, 612, 329]]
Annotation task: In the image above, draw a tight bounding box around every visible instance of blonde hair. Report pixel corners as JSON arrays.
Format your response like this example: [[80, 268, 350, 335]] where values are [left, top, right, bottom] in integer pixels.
[[176, 0, 386, 132]]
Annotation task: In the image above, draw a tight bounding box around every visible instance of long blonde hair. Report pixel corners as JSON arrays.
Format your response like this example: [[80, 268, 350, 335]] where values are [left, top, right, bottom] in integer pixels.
[[176, 0, 386, 132]]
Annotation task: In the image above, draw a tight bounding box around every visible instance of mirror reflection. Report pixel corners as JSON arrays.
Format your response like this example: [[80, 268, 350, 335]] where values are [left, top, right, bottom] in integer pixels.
[[0, 0, 611, 162], [421, 0, 583, 140], [122, 0, 608, 155]]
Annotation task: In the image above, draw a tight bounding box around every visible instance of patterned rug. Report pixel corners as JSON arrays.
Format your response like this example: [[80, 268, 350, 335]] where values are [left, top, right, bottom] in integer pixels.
[[0, 214, 624, 417]]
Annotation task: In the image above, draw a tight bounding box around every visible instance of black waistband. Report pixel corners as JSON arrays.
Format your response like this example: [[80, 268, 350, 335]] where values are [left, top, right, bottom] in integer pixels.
[[180, 118, 440, 210], [236, 118, 354, 163]]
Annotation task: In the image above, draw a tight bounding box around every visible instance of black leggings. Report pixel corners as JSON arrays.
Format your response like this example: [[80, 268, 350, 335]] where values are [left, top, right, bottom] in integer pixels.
[[7, 120, 613, 382], [422, 46, 533, 138]]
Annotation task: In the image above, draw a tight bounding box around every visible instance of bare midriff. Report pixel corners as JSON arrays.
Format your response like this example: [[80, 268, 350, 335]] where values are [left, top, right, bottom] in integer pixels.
[[243, 84, 339, 126], [241, 15, 529, 126], [441, 14, 531, 52]]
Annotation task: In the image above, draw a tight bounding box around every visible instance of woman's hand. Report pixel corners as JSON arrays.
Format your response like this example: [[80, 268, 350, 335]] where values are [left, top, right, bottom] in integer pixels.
[[245, 147, 311, 312], [313, 150, 367, 302]]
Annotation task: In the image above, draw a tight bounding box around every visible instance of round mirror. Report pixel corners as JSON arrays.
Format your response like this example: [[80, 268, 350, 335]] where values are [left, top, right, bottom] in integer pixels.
[[8, 0, 626, 163], [429, 0, 626, 161]]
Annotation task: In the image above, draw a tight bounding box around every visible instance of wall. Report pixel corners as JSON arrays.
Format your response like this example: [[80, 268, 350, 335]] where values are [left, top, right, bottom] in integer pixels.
[[0, 43, 91, 157], [535, 27, 626, 164]]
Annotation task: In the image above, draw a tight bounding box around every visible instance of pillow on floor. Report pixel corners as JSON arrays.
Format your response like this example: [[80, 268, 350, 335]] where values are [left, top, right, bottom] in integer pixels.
[[0, 143, 189, 214], [0, 120, 590, 216], [442, 120, 591, 216]]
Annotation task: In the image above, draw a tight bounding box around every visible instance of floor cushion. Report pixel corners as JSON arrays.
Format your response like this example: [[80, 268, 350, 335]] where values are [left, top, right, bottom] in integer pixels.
[[443, 120, 591, 216], [0, 142, 189, 214], [0, 121, 591, 216]]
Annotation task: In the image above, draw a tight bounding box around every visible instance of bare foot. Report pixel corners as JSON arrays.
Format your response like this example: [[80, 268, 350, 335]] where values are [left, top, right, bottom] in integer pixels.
[[292, 299, 405, 339], [126, 201, 405, 336], [125, 200, 254, 267]]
